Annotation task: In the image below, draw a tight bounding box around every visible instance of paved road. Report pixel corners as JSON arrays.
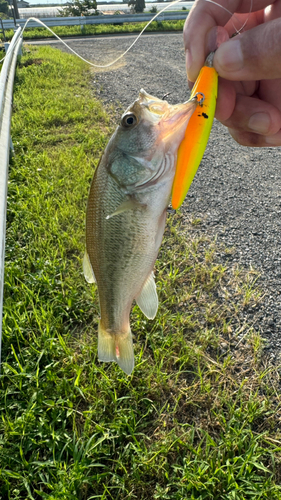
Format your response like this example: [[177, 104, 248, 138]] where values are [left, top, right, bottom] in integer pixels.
[[29, 32, 281, 360]]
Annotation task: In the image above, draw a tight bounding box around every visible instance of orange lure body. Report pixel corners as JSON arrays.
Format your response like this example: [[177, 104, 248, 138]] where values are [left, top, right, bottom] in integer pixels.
[[171, 54, 218, 209]]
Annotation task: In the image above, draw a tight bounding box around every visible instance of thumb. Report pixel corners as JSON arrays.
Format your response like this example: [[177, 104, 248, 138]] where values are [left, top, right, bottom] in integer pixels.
[[213, 18, 281, 80]]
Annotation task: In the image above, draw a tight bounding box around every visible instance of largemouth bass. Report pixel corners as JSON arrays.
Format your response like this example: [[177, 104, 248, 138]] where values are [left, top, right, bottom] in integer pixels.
[[84, 89, 197, 375]]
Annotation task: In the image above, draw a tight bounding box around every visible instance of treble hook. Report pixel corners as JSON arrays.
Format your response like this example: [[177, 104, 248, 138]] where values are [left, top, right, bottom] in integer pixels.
[[162, 92, 172, 101]]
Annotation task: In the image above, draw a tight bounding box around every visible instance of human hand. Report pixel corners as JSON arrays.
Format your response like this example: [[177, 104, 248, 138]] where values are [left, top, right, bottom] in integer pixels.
[[184, 0, 281, 146]]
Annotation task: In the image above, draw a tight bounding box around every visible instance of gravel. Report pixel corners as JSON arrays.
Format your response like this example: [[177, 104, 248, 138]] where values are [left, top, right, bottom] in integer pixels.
[[33, 33, 281, 358]]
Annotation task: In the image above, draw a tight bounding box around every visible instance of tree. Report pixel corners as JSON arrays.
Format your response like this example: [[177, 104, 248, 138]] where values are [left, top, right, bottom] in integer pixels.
[[61, 0, 98, 17], [0, 0, 9, 15], [128, 0, 145, 13]]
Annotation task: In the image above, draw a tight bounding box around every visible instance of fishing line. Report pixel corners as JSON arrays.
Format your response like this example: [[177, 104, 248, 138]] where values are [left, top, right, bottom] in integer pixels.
[[205, 0, 241, 33], [0, 0, 252, 68], [205, 0, 253, 35], [0, 0, 185, 67], [235, 0, 253, 34]]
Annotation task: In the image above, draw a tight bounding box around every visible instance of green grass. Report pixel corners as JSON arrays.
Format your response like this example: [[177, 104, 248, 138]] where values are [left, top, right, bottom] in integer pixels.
[[3, 19, 186, 42], [1, 45, 281, 499]]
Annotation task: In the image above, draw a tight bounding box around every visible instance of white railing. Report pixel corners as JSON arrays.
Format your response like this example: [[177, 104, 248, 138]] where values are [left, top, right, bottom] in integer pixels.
[[0, 27, 23, 367], [2, 11, 188, 30]]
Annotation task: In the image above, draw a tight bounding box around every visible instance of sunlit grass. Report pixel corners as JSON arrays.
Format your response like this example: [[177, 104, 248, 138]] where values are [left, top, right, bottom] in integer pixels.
[[1, 45, 281, 499], [3, 19, 186, 42]]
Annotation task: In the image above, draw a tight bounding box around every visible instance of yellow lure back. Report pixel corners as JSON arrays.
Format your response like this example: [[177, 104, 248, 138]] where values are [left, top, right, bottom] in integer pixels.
[[171, 53, 218, 209]]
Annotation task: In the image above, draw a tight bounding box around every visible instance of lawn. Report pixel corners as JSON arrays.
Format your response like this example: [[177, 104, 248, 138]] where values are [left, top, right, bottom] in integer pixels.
[[0, 44, 281, 499]]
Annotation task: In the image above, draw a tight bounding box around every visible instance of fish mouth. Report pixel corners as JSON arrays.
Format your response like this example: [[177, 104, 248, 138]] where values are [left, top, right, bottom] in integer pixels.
[[136, 89, 198, 150], [158, 98, 198, 148]]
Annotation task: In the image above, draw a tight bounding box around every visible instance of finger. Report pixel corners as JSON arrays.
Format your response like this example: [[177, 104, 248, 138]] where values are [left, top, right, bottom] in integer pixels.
[[215, 78, 236, 121], [185, 25, 230, 82], [214, 78, 258, 121], [224, 9, 265, 35], [221, 94, 281, 136], [184, 0, 241, 82], [213, 18, 281, 80], [228, 128, 281, 146], [184, 0, 276, 81], [258, 79, 281, 113]]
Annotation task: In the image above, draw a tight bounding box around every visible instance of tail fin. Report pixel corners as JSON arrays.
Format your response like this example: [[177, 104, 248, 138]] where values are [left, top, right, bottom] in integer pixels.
[[98, 322, 134, 375]]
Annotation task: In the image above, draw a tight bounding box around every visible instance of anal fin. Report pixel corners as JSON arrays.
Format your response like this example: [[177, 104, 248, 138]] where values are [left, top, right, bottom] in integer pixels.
[[136, 272, 158, 320]]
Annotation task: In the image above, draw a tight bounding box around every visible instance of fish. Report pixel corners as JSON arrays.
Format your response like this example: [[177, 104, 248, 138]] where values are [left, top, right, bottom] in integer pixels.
[[84, 89, 197, 375]]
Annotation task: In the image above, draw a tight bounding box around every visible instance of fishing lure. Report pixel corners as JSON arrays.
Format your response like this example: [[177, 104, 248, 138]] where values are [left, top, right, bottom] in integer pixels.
[[171, 52, 218, 209]]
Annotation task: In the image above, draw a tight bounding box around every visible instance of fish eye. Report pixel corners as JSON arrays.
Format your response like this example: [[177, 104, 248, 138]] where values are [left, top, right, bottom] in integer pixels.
[[121, 113, 138, 128]]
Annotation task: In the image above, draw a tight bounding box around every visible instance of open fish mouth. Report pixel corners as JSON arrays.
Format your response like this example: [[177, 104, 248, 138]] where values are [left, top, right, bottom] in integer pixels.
[[158, 98, 198, 144], [134, 89, 198, 144]]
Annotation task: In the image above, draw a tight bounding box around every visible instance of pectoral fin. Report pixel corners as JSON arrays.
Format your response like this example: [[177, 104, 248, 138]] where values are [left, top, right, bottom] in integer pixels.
[[106, 199, 145, 220], [83, 251, 96, 283], [136, 272, 158, 320]]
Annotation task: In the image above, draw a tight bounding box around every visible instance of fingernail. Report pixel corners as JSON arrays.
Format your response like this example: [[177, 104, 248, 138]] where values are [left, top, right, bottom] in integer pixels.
[[248, 113, 271, 134], [206, 27, 218, 54], [215, 39, 244, 72], [206, 26, 229, 54], [185, 49, 192, 79]]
